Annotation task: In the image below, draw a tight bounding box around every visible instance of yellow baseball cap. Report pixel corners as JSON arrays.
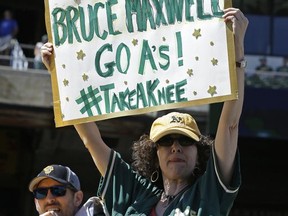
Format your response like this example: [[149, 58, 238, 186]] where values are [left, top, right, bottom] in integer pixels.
[[149, 112, 201, 142]]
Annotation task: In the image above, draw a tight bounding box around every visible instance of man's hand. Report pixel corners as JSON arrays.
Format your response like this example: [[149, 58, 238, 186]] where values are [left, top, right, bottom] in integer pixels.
[[40, 210, 59, 216]]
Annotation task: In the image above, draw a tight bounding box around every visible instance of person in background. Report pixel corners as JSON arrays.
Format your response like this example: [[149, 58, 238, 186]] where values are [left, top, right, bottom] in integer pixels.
[[34, 34, 48, 69], [0, 10, 18, 38], [276, 56, 288, 72], [255, 57, 273, 72], [41, 7, 248, 216], [29, 164, 108, 216], [0, 10, 18, 56]]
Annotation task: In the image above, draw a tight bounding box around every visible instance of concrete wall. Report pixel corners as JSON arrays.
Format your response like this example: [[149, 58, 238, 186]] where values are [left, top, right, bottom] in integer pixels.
[[0, 66, 52, 108]]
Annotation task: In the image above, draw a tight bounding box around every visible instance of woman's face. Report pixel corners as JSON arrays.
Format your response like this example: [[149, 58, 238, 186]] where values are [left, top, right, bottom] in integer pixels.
[[157, 134, 198, 182]]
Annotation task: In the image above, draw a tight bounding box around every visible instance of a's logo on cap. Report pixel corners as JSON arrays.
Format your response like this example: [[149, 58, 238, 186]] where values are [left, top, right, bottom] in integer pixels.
[[170, 115, 183, 124], [43, 166, 54, 175]]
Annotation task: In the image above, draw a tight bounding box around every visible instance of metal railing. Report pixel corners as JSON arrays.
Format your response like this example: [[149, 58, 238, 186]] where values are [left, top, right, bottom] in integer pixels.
[[0, 39, 46, 71]]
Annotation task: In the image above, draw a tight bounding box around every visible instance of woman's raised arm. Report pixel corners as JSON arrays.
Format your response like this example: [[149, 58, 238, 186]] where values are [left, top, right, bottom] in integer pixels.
[[41, 42, 111, 176], [214, 8, 248, 185]]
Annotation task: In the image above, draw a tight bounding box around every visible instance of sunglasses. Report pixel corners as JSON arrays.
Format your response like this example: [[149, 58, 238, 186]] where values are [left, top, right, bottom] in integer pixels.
[[33, 185, 71, 200], [157, 135, 197, 147]]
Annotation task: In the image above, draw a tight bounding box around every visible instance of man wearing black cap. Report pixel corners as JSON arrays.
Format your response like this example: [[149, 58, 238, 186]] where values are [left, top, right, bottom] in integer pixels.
[[29, 164, 108, 216]]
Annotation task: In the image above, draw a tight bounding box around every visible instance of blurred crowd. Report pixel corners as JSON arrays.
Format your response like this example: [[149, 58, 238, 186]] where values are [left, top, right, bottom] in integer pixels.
[[255, 56, 288, 72], [0, 9, 47, 70]]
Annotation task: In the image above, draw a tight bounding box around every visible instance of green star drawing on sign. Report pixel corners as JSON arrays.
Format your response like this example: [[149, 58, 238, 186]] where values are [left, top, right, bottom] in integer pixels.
[[192, 29, 201, 39], [63, 79, 69, 86], [211, 58, 218, 66], [82, 73, 89, 81], [77, 50, 86, 60], [132, 39, 138, 46], [207, 85, 217, 96], [187, 69, 193, 76]]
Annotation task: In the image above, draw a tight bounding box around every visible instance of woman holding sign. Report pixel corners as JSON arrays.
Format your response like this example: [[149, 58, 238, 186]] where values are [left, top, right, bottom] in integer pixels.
[[41, 7, 248, 216]]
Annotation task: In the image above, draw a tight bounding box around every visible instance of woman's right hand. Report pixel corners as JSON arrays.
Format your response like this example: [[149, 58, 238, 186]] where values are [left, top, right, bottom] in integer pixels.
[[40, 41, 110, 176], [41, 42, 53, 70]]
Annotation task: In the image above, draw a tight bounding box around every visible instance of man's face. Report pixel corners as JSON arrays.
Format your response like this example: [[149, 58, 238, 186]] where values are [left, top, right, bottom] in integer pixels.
[[33, 178, 83, 216]]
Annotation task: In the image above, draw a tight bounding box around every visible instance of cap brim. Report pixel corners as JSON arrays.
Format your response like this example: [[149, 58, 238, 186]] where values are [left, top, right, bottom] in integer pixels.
[[152, 127, 200, 142], [29, 176, 47, 192], [28, 176, 67, 192]]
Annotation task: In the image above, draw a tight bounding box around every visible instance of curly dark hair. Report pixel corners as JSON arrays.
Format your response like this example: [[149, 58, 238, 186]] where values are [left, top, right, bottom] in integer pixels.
[[131, 134, 213, 188]]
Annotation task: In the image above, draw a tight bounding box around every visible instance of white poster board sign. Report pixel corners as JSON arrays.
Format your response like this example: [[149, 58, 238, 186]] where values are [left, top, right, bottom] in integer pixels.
[[44, 0, 237, 127]]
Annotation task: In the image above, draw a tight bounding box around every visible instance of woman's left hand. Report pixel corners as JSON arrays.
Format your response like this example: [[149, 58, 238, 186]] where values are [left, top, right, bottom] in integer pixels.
[[223, 8, 249, 61]]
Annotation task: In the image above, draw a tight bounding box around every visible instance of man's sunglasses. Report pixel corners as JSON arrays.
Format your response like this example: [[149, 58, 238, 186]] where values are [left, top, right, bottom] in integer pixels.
[[157, 135, 197, 147], [33, 185, 73, 200]]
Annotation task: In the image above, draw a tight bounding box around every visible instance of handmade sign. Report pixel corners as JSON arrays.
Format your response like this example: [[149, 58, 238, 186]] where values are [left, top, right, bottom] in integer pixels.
[[44, 0, 237, 127]]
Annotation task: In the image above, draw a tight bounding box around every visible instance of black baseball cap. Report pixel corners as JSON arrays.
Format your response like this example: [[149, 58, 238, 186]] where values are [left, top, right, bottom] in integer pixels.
[[29, 165, 81, 192]]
